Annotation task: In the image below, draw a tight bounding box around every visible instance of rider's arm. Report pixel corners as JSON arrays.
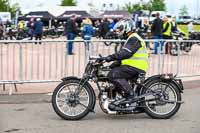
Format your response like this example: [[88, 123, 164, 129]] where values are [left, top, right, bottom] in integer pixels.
[[109, 36, 142, 61]]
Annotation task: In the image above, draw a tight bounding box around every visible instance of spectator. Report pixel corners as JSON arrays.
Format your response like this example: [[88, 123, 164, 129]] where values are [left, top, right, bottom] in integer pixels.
[[34, 18, 43, 44], [18, 20, 25, 31], [162, 16, 172, 54], [94, 20, 101, 37], [82, 18, 94, 55], [17, 20, 25, 40], [171, 16, 178, 32], [0, 21, 4, 40], [188, 21, 194, 33], [5, 19, 11, 28], [27, 17, 35, 40], [64, 14, 78, 55], [5, 20, 14, 40], [151, 13, 163, 54], [108, 18, 115, 30], [99, 18, 109, 38]]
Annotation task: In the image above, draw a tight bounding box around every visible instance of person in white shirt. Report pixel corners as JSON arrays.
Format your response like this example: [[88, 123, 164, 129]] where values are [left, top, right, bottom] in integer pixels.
[[187, 21, 194, 33]]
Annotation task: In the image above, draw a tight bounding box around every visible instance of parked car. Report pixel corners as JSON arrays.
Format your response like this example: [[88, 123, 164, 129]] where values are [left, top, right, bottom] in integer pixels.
[[0, 12, 11, 23], [177, 16, 192, 24], [193, 17, 200, 24]]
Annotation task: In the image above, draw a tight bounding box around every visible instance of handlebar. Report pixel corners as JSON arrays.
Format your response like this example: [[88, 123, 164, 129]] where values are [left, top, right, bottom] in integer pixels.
[[89, 55, 106, 63]]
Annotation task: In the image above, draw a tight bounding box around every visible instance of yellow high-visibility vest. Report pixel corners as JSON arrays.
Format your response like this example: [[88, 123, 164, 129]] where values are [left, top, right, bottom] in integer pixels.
[[163, 22, 172, 36], [121, 33, 148, 72]]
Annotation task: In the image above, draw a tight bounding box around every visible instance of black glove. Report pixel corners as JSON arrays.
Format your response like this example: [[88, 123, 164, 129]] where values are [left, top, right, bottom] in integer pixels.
[[97, 57, 105, 62], [105, 55, 115, 62], [110, 61, 121, 69]]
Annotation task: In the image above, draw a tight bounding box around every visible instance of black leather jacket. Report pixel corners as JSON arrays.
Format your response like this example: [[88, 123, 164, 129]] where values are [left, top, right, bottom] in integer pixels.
[[110, 35, 142, 61]]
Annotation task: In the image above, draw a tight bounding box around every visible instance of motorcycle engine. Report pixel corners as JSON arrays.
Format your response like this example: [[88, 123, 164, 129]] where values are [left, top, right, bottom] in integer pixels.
[[98, 82, 121, 114]]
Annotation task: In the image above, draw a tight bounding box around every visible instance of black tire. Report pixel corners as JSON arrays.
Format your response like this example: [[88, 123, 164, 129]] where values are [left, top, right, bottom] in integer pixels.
[[52, 79, 95, 120], [142, 79, 182, 119]]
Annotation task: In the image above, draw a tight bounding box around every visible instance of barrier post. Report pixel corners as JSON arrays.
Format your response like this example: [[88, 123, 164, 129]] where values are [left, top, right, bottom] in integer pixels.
[[176, 41, 180, 76], [19, 44, 23, 80]]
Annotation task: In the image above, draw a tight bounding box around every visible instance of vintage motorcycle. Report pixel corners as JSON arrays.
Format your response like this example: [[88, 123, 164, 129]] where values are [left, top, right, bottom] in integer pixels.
[[52, 56, 184, 120]]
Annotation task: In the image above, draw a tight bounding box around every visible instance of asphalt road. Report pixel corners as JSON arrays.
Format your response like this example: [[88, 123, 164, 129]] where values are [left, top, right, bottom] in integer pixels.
[[0, 88, 200, 133]]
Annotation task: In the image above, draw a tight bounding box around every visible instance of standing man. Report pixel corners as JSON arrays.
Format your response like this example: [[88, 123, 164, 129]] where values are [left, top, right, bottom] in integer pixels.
[[27, 17, 35, 40], [27, 18, 34, 40], [151, 13, 163, 54], [162, 16, 172, 54], [187, 21, 194, 34], [171, 16, 178, 32], [0, 21, 4, 40], [64, 15, 78, 55], [99, 18, 109, 38], [34, 18, 43, 44]]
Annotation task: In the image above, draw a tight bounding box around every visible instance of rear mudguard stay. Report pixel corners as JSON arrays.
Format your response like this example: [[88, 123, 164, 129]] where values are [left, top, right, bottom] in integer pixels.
[[61, 76, 96, 110], [143, 75, 184, 93]]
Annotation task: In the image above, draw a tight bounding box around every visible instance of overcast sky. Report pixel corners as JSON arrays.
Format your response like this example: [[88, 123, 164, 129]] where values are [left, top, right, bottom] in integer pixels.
[[9, 0, 200, 17]]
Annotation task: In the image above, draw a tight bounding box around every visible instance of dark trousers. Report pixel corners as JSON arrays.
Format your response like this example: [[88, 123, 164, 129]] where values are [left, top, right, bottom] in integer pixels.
[[163, 35, 172, 54], [35, 33, 42, 44], [67, 33, 76, 54], [108, 65, 142, 96]]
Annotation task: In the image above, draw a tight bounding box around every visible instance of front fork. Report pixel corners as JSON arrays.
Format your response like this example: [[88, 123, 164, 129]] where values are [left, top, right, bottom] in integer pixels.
[[75, 77, 90, 95]]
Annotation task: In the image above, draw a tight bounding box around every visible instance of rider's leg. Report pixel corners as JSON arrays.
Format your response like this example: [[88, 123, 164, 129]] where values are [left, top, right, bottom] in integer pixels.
[[108, 65, 139, 98]]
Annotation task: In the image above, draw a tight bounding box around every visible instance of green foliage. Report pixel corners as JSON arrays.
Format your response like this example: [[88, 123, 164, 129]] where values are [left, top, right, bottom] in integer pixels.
[[123, 0, 166, 13], [0, 0, 9, 12], [123, 2, 151, 13], [0, 0, 21, 17], [60, 0, 77, 6], [179, 5, 188, 16], [151, 0, 166, 11]]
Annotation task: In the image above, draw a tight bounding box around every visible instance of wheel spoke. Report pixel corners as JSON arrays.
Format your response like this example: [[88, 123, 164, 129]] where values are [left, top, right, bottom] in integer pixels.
[[78, 102, 88, 110], [57, 97, 66, 102], [55, 82, 90, 117], [79, 96, 89, 101], [145, 82, 178, 115]]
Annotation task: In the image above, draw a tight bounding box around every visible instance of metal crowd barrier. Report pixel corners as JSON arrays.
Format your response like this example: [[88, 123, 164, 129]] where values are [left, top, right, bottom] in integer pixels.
[[0, 39, 200, 85]]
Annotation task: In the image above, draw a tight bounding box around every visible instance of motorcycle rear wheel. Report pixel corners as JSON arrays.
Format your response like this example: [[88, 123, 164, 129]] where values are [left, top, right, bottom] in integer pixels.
[[142, 79, 182, 119]]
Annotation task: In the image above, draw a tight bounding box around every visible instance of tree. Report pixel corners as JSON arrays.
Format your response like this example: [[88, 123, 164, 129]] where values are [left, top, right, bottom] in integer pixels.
[[150, 0, 166, 11], [123, 0, 166, 13], [0, 0, 21, 17], [123, 2, 151, 13], [0, 0, 9, 12], [10, 3, 21, 17], [179, 5, 188, 16], [60, 0, 77, 6]]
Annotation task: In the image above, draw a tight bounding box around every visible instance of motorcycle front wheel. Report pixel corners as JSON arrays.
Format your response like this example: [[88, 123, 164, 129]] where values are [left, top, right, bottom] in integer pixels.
[[52, 79, 95, 120]]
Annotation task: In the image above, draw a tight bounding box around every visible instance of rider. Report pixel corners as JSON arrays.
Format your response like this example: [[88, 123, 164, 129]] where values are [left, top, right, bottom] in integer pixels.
[[102, 19, 149, 104]]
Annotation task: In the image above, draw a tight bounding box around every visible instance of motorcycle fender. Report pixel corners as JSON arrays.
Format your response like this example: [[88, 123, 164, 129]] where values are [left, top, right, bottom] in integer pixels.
[[144, 75, 184, 93], [61, 76, 80, 82], [61, 76, 96, 110]]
